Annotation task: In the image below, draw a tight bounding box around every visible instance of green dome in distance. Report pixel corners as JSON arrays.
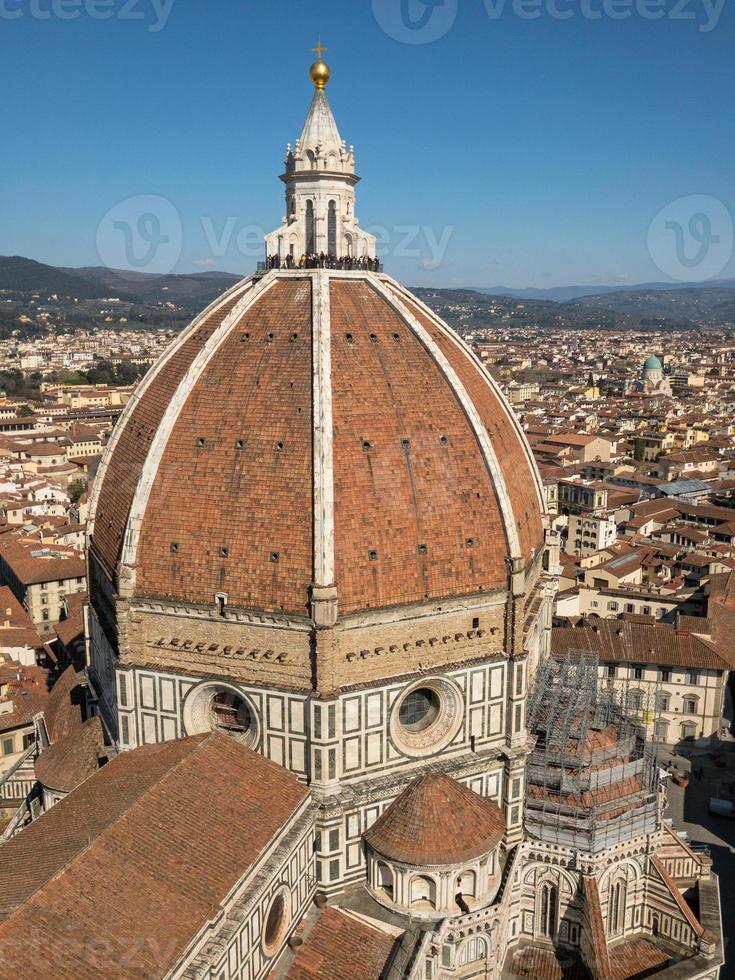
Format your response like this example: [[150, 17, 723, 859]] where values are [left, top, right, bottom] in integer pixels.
[[643, 354, 662, 370]]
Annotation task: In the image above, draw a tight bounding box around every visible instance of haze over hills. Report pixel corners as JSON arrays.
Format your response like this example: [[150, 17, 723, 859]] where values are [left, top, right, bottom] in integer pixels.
[[470, 279, 735, 303], [412, 287, 700, 335], [2, 255, 734, 334], [0, 256, 241, 307], [566, 287, 735, 325]]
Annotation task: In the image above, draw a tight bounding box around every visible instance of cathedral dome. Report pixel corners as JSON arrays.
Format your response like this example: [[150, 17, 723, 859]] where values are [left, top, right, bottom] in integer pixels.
[[364, 772, 505, 866], [89, 271, 545, 619], [643, 354, 662, 371]]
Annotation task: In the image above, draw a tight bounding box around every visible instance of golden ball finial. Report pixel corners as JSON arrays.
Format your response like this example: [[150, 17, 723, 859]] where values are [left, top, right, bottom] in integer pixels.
[[310, 39, 330, 91]]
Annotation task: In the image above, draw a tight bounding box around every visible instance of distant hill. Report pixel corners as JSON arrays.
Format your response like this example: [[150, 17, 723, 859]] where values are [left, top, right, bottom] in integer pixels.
[[59, 265, 241, 303], [0, 256, 242, 307], [411, 287, 698, 333], [565, 287, 735, 326], [3, 256, 734, 333], [473, 278, 735, 303], [0, 256, 103, 299], [409, 285, 735, 333]]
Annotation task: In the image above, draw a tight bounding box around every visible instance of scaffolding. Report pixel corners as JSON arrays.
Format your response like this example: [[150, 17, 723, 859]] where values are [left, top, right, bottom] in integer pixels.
[[525, 652, 662, 853]]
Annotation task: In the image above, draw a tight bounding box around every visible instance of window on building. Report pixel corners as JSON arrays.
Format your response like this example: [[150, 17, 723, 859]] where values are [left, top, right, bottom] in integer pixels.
[[625, 603, 635, 613], [609, 880, 626, 937], [681, 722, 697, 741], [642, 606, 651, 616], [687, 671, 699, 686], [660, 669, 671, 683], [654, 720, 669, 740], [683, 696, 698, 715], [657, 693, 670, 712], [458, 937, 487, 966], [410, 876, 437, 909], [607, 664, 616, 679], [327, 200, 337, 255], [306, 199, 315, 254], [633, 666, 643, 680], [377, 862, 393, 899], [629, 690, 644, 712], [607, 601, 619, 611], [2, 737, 13, 755], [399, 688, 440, 732], [539, 883, 558, 939], [263, 892, 287, 953], [210, 691, 252, 739]]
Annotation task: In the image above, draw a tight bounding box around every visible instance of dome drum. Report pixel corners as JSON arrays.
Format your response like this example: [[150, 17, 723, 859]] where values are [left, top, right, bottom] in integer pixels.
[[363, 772, 506, 918], [365, 847, 502, 920]]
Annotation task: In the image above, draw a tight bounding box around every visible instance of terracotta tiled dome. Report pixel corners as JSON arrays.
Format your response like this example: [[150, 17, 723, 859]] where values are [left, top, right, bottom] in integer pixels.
[[89, 270, 544, 617], [364, 772, 505, 865]]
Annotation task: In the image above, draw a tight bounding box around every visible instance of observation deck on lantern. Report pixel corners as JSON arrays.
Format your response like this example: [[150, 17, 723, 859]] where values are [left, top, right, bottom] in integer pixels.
[[256, 256, 383, 274]]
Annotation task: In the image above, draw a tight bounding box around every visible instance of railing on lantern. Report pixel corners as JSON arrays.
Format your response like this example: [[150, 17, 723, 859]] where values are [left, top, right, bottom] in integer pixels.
[[256, 257, 383, 273]]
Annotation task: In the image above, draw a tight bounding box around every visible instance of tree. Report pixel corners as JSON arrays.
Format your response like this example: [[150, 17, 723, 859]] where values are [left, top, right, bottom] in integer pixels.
[[17, 404, 35, 417], [633, 438, 645, 462], [67, 478, 86, 503]]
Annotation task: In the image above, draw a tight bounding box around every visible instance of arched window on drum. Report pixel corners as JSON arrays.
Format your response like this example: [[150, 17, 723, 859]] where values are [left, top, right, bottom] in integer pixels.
[[306, 200, 315, 254], [327, 200, 337, 255]]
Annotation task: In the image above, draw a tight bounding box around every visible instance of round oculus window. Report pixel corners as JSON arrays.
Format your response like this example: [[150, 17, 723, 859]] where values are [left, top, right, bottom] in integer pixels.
[[209, 690, 252, 739], [262, 887, 290, 957], [182, 683, 259, 747], [398, 688, 440, 733], [390, 678, 464, 758]]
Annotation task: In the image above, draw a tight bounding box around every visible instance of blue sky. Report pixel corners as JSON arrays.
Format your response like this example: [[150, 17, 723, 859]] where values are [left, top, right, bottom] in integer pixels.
[[2, 0, 734, 288]]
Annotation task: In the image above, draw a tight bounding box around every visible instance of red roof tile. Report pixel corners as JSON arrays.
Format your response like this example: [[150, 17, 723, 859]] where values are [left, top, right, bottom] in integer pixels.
[[364, 773, 505, 866], [92, 273, 544, 616], [287, 906, 397, 980], [0, 733, 308, 978]]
